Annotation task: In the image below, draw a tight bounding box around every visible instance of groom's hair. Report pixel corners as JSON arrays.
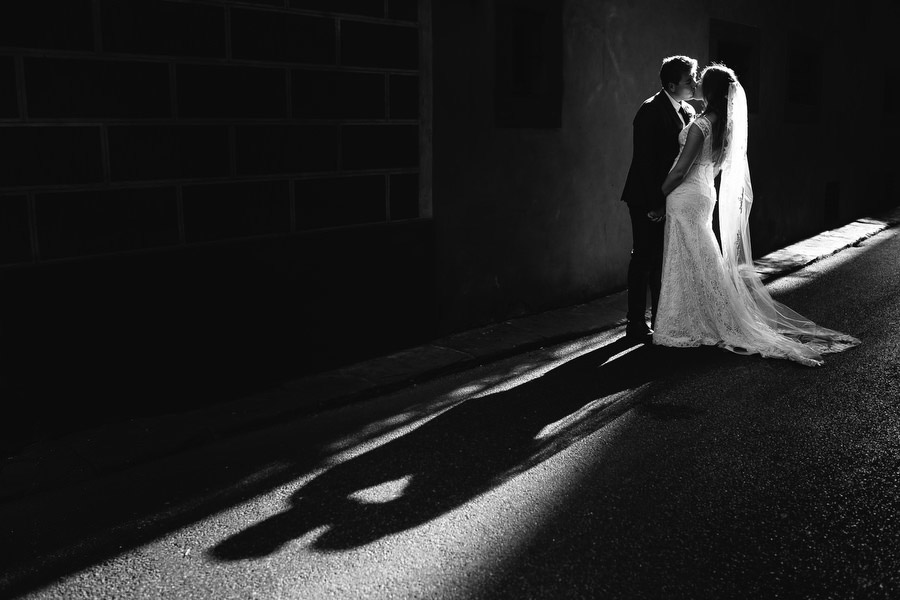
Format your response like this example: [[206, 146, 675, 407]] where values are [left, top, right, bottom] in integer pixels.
[[659, 55, 698, 88]]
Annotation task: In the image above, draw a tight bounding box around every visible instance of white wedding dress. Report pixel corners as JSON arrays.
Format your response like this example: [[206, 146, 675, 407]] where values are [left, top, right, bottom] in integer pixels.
[[653, 85, 860, 366]]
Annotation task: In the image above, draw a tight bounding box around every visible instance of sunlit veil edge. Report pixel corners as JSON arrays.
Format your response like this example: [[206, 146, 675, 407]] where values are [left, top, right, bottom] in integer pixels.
[[717, 80, 861, 366]]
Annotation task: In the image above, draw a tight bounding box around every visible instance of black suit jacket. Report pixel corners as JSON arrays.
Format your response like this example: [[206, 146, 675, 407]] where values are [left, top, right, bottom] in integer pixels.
[[620, 90, 691, 211]]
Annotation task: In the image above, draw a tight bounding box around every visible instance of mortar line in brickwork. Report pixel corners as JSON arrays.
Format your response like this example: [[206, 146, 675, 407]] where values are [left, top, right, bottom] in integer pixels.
[[0, 170, 421, 196], [385, 73, 391, 120], [14, 56, 27, 122], [92, 0, 103, 53], [285, 69, 292, 119], [3, 233, 283, 270], [0, 48, 417, 75], [0, 167, 419, 195], [26, 193, 39, 262], [167, 0, 419, 27], [1, 217, 431, 269], [99, 124, 111, 184], [288, 179, 296, 233], [385, 174, 391, 221], [0, 216, 435, 270], [176, 185, 186, 244], [287, 168, 418, 180], [336, 125, 342, 173], [0, 118, 418, 127], [169, 63, 178, 119], [335, 19, 342, 66], [228, 126, 237, 176], [224, 6, 232, 60]]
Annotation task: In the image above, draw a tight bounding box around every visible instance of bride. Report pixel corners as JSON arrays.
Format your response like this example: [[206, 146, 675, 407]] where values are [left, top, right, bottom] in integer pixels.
[[647, 64, 860, 366]]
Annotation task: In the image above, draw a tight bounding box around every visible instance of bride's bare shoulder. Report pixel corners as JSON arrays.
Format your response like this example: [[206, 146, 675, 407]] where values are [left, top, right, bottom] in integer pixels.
[[702, 112, 719, 125]]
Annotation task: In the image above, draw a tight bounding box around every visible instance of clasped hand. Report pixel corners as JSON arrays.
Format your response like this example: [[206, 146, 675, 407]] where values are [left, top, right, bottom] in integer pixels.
[[647, 207, 665, 222]]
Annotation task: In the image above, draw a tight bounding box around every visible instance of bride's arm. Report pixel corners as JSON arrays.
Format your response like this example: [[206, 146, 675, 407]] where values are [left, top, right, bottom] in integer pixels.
[[648, 125, 705, 221], [661, 125, 704, 196]]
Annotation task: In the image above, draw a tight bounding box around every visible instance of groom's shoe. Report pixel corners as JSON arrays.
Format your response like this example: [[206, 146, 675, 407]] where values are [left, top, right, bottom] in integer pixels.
[[625, 321, 653, 343]]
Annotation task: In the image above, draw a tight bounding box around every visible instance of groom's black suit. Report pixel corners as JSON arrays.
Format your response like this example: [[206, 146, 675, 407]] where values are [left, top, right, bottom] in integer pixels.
[[621, 90, 692, 330]]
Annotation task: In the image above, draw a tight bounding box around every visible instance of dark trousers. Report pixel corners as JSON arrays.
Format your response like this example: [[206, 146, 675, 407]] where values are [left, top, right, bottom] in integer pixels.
[[626, 202, 664, 328]]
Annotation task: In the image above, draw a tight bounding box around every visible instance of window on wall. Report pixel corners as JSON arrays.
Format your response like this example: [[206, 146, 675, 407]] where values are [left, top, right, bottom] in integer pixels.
[[784, 34, 823, 124], [709, 19, 761, 115], [494, 0, 562, 128]]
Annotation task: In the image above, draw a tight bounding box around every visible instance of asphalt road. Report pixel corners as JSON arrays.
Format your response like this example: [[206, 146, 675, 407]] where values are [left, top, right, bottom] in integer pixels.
[[2, 227, 899, 600]]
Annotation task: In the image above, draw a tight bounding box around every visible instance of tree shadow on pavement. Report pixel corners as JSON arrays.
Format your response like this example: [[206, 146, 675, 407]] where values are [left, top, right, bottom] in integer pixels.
[[210, 338, 706, 560]]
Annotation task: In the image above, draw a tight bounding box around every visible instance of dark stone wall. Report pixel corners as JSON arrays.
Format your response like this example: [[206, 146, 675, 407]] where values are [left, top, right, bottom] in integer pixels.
[[0, 0, 432, 443]]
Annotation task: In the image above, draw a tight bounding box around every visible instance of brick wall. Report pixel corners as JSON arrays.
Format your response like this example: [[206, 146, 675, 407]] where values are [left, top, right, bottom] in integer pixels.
[[0, 0, 423, 264], [0, 0, 433, 441]]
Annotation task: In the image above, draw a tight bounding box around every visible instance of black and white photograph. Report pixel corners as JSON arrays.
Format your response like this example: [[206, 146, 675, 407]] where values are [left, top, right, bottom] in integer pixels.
[[1, 1, 899, 598]]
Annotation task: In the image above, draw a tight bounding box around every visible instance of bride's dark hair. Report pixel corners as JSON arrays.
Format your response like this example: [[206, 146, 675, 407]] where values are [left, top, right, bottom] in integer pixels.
[[700, 63, 737, 162]]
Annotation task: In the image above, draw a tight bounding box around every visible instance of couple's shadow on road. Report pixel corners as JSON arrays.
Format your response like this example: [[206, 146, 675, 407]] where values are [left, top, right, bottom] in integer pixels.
[[210, 337, 707, 560]]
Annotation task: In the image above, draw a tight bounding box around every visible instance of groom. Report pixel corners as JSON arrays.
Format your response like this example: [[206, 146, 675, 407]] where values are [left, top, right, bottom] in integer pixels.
[[620, 55, 698, 341]]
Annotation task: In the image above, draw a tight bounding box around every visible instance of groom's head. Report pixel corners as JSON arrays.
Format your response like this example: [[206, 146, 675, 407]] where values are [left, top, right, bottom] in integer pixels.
[[660, 55, 698, 100]]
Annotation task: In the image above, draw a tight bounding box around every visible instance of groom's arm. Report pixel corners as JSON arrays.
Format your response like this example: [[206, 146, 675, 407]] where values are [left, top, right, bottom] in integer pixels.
[[631, 107, 667, 211]]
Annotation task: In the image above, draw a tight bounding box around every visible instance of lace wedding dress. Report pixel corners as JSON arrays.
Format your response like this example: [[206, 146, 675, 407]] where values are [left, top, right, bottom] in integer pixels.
[[652, 83, 860, 366]]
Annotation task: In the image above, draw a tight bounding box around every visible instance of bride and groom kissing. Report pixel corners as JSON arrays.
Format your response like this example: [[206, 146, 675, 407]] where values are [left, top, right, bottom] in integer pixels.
[[620, 55, 858, 366]]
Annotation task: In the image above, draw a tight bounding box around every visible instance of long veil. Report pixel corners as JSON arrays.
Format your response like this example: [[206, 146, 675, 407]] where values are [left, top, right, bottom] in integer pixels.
[[716, 82, 860, 366]]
